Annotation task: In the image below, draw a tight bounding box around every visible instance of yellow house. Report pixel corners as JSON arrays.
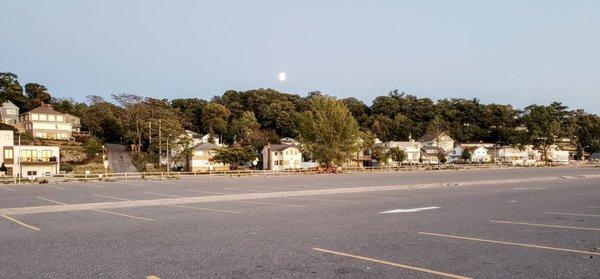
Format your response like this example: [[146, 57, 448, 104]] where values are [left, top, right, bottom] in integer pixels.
[[190, 142, 228, 172]]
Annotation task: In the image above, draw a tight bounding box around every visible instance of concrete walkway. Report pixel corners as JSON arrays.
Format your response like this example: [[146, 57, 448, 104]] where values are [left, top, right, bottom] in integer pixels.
[[105, 144, 138, 173]]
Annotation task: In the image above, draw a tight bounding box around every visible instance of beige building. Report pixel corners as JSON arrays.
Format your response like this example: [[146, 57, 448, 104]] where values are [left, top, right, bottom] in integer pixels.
[[17, 104, 73, 140], [0, 101, 19, 125], [189, 142, 228, 172], [262, 144, 302, 170], [0, 130, 60, 178]]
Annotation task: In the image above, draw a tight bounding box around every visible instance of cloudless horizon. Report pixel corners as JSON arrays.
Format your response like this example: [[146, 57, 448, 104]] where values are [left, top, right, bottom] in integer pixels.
[[1, 1, 599, 112]]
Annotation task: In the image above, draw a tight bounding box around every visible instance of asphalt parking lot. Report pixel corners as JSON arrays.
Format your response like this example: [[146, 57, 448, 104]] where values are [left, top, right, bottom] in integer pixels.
[[1, 167, 599, 278]]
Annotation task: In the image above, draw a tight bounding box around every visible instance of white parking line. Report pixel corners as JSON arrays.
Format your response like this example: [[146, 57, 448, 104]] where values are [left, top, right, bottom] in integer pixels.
[[93, 194, 130, 201], [37, 197, 67, 205], [163, 204, 241, 214], [228, 200, 308, 208], [92, 209, 154, 221], [0, 186, 15, 192], [490, 220, 600, 232], [545, 212, 600, 218], [185, 189, 228, 195], [143, 192, 187, 198]]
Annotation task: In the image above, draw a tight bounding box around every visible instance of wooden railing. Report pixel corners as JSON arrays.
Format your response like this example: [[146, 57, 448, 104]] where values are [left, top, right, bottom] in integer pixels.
[[0, 162, 596, 184]]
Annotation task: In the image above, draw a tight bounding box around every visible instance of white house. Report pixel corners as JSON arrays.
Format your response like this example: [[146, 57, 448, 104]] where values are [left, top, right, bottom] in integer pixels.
[[378, 139, 422, 164], [185, 130, 222, 146], [450, 144, 492, 163], [418, 132, 455, 153], [547, 145, 570, 164], [262, 144, 302, 170], [0, 130, 60, 178], [493, 146, 533, 166], [0, 101, 19, 125]]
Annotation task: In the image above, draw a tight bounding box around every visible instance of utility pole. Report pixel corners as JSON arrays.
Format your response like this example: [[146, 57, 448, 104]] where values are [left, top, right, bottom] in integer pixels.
[[158, 119, 162, 165], [149, 122, 152, 144], [16, 133, 21, 183], [166, 135, 170, 175]]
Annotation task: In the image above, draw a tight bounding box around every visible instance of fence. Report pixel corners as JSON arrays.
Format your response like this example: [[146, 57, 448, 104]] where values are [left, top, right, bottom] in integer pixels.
[[1, 162, 595, 185]]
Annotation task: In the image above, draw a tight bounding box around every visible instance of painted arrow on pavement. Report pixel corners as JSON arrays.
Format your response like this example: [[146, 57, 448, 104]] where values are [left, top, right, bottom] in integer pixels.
[[379, 206, 441, 214]]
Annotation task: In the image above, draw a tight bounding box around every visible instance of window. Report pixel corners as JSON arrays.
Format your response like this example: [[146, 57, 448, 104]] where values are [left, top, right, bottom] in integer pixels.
[[31, 114, 39, 121], [274, 152, 278, 156], [20, 150, 38, 161], [274, 161, 279, 165], [48, 115, 55, 121], [26, 171, 37, 176], [4, 149, 13, 159], [39, 114, 47, 121], [57, 115, 64, 122], [41, 150, 53, 159]]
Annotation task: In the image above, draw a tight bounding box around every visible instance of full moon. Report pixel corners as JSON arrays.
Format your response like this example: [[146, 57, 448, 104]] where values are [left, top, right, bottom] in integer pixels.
[[278, 72, 286, 82]]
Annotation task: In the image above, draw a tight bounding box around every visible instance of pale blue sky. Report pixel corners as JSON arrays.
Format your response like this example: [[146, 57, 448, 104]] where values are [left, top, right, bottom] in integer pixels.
[[1, 1, 599, 112]]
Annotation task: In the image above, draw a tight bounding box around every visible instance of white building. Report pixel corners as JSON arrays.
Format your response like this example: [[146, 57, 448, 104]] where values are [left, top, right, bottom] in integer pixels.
[[418, 132, 455, 153], [450, 144, 492, 163], [262, 144, 302, 170], [378, 139, 422, 164], [185, 130, 222, 146], [0, 130, 60, 178], [493, 146, 534, 166], [547, 145, 570, 164], [0, 101, 19, 125]]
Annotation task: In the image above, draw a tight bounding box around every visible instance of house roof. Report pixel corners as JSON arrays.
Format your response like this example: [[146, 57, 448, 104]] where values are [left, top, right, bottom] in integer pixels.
[[22, 105, 63, 115], [1, 101, 18, 108], [418, 132, 448, 142], [193, 142, 220, 151], [268, 144, 298, 152]]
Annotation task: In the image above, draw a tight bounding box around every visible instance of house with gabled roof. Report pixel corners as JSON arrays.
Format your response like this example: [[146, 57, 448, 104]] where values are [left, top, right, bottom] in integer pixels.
[[189, 142, 228, 172], [262, 143, 302, 170], [16, 103, 73, 140], [418, 132, 455, 153]]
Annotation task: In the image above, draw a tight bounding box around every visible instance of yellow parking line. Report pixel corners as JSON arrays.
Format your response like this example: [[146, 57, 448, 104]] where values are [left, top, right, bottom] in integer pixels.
[[1, 214, 40, 231], [143, 192, 186, 198], [545, 212, 600, 218], [164, 204, 241, 214], [228, 200, 308, 208], [490, 220, 600, 232], [418, 232, 600, 256], [146, 276, 160, 279], [313, 247, 472, 279], [92, 209, 154, 221], [93, 194, 130, 201], [37, 197, 67, 205]]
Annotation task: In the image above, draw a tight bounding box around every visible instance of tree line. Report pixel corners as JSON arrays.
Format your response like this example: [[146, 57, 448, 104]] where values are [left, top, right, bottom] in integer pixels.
[[2, 72, 600, 165]]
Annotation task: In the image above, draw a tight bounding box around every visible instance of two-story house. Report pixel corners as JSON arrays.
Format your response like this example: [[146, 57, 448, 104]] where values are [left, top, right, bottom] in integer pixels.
[[262, 143, 302, 170], [189, 142, 228, 172], [17, 104, 73, 140], [0, 130, 60, 178], [418, 132, 455, 153], [450, 145, 492, 163], [378, 138, 423, 165], [0, 101, 19, 125]]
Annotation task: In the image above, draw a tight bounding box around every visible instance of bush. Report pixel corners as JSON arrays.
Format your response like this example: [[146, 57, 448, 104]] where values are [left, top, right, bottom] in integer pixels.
[[84, 136, 103, 157], [60, 163, 74, 173]]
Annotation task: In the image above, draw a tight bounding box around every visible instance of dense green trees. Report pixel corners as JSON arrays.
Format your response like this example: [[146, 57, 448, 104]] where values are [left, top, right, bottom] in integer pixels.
[[297, 96, 360, 167], [2, 71, 600, 166]]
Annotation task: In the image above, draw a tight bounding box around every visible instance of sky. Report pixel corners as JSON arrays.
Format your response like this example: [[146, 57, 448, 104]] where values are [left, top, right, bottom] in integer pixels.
[[1, 1, 599, 113]]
